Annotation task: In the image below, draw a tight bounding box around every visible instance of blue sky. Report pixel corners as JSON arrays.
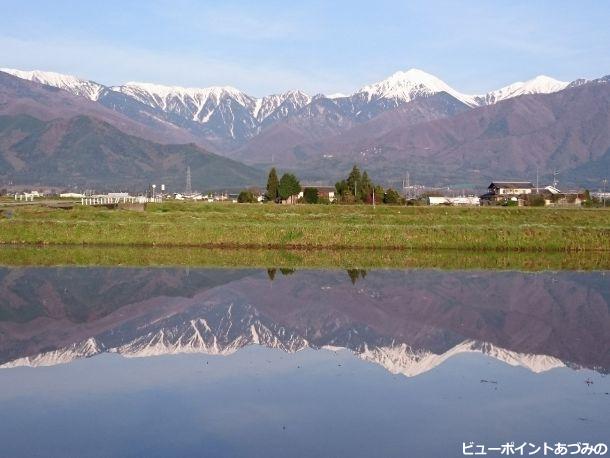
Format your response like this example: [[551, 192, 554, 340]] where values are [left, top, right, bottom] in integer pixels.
[[1, 0, 609, 96]]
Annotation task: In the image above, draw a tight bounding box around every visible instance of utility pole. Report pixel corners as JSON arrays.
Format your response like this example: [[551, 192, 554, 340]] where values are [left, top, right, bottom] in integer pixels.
[[403, 171, 410, 203], [604, 178, 608, 208], [553, 169, 560, 189], [372, 187, 375, 209], [185, 166, 192, 195], [536, 167, 539, 193]]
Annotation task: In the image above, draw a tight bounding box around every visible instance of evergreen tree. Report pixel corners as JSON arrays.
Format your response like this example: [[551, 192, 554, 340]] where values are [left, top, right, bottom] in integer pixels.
[[335, 180, 349, 201], [360, 171, 372, 201], [278, 173, 301, 202], [266, 168, 279, 202], [346, 165, 362, 197]]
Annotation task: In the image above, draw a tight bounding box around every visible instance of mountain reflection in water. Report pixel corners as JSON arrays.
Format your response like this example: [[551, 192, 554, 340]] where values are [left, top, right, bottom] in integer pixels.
[[1, 267, 608, 375]]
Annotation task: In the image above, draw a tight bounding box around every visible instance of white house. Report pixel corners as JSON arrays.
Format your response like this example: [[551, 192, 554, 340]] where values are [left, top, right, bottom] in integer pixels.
[[428, 196, 480, 206], [428, 196, 448, 205], [449, 196, 480, 205]]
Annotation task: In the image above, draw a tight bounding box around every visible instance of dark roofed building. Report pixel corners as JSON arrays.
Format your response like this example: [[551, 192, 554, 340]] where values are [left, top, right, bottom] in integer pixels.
[[480, 181, 535, 205], [488, 182, 534, 195]]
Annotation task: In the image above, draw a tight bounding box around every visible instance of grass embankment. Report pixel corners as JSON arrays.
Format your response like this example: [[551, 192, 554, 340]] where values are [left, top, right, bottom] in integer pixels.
[[0, 202, 609, 251], [0, 245, 608, 271]]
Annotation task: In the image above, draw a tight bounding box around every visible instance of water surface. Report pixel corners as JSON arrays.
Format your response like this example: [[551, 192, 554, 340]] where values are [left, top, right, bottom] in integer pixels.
[[1, 267, 608, 457]]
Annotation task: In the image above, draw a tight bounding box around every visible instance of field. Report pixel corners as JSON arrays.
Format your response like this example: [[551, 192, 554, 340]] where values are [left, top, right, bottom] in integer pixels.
[[0, 201, 609, 253]]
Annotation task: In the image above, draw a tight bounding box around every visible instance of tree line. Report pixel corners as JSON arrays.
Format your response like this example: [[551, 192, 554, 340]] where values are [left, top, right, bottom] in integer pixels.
[[238, 165, 404, 204], [266, 267, 367, 284], [237, 168, 301, 203], [334, 165, 402, 204]]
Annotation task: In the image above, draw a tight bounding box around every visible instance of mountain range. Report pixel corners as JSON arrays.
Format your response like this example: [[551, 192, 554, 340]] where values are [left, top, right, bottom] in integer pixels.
[[1, 66, 609, 188], [1, 268, 609, 376], [0, 71, 263, 189]]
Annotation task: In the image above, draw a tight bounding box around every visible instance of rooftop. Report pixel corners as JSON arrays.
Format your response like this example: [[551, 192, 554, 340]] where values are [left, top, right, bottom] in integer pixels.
[[489, 181, 534, 188]]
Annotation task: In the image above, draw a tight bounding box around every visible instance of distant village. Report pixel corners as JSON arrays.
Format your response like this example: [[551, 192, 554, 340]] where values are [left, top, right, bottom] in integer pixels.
[[3, 165, 609, 208]]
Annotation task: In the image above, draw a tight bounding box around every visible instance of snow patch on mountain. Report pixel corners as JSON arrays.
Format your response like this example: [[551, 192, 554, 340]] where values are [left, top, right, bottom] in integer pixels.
[[114, 82, 256, 122], [326, 92, 348, 99], [116, 82, 254, 110], [2, 66, 576, 113], [0, 337, 103, 368], [1, 66, 581, 148], [0, 68, 106, 101], [1, 329, 565, 377], [356, 68, 478, 107], [114, 316, 309, 359], [254, 90, 311, 123], [477, 75, 569, 105], [359, 340, 565, 377]]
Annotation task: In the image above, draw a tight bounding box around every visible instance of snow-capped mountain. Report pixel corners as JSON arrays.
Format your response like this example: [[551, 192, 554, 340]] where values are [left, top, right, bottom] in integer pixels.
[[0, 311, 566, 378], [0, 67, 106, 101], [476, 75, 569, 105], [359, 341, 565, 377], [0, 322, 567, 378], [0, 67, 313, 146], [2, 268, 608, 377], [111, 83, 313, 143], [115, 82, 257, 122], [355, 68, 477, 107], [0, 337, 104, 368], [113, 82, 260, 143], [254, 90, 311, 125], [0, 66, 584, 153]]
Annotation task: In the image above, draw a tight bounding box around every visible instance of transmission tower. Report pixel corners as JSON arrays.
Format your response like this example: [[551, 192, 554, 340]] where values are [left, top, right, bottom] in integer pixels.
[[185, 166, 192, 195]]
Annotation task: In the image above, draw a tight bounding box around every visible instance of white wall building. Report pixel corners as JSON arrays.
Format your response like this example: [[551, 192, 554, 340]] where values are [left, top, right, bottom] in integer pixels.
[[428, 196, 480, 206]]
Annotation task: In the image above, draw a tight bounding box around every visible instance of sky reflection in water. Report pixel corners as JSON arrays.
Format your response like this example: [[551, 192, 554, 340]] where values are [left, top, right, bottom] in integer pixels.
[[0, 267, 608, 458]]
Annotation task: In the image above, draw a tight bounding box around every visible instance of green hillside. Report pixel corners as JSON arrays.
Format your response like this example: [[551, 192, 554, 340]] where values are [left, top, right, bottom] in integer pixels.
[[0, 114, 264, 191]]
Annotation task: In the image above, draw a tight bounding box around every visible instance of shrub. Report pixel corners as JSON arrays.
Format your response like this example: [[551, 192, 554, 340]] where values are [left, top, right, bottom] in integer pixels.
[[383, 188, 402, 204], [525, 194, 546, 207], [237, 190, 257, 203], [303, 187, 319, 204]]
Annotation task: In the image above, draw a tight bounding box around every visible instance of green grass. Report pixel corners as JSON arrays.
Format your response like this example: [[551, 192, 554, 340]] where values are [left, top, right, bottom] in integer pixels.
[[0, 246, 608, 271], [0, 202, 609, 252]]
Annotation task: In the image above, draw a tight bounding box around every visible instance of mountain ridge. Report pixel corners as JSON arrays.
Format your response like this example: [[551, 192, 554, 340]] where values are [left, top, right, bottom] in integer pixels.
[[1, 268, 608, 374], [2, 66, 609, 187], [2, 66, 572, 109], [1, 66, 574, 151]]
